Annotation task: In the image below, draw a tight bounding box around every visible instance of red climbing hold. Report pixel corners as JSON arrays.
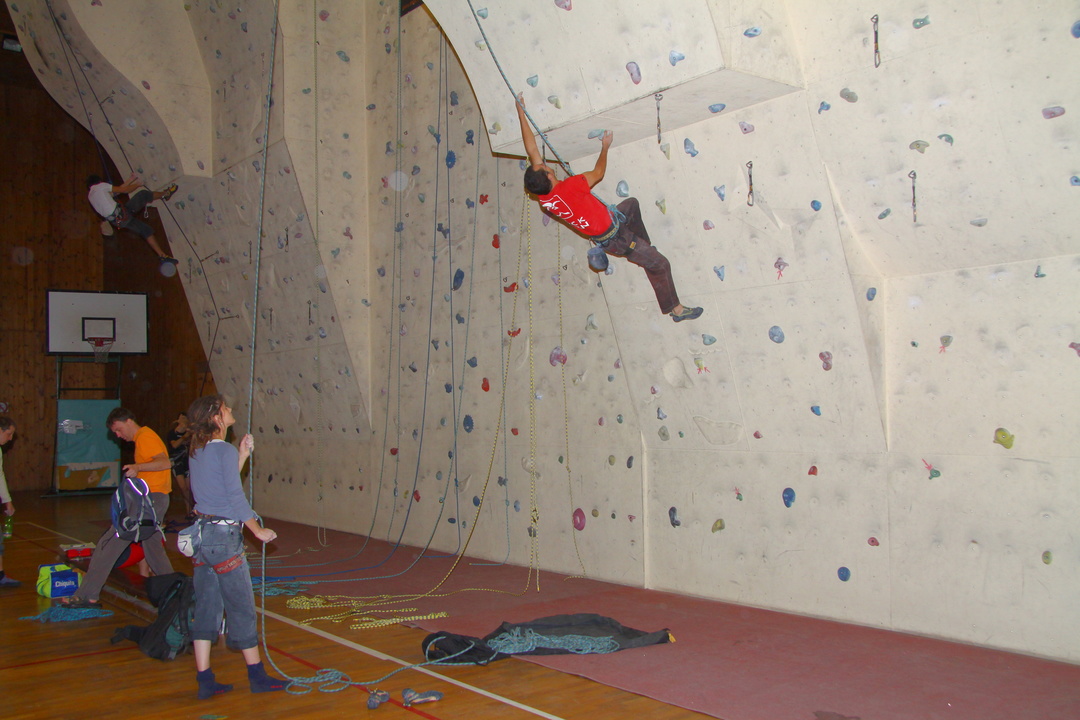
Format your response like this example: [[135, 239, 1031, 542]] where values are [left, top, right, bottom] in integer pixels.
[[482, 378, 490, 392], [479, 194, 489, 204], [511, 427, 519, 436], [390, 447, 399, 456], [492, 234, 500, 248], [808, 465, 818, 475], [504, 282, 518, 293], [413, 490, 421, 501], [508, 328, 521, 337]]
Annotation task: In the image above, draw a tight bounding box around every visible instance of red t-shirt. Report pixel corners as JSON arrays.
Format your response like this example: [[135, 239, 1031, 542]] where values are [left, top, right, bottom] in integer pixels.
[[537, 174, 612, 237]]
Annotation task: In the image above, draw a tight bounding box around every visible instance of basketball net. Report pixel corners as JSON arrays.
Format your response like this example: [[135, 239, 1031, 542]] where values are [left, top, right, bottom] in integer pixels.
[[88, 337, 114, 363]]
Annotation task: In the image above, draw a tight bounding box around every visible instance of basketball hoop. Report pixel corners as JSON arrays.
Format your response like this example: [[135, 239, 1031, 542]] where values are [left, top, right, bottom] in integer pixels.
[[87, 337, 114, 363]]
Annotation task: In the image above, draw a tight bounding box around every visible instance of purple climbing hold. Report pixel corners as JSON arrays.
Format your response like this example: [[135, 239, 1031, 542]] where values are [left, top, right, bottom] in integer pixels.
[[1042, 106, 1066, 119], [625, 62, 642, 85], [739, 121, 755, 134], [573, 508, 586, 531], [549, 346, 568, 366], [554, 0, 571, 10]]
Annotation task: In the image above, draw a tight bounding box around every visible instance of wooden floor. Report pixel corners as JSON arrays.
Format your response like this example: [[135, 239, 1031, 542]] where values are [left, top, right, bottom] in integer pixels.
[[1, 490, 712, 720]]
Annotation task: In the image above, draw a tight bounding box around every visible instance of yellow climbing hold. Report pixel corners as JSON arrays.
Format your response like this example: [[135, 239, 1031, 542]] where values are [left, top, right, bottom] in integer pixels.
[[993, 427, 1014, 449]]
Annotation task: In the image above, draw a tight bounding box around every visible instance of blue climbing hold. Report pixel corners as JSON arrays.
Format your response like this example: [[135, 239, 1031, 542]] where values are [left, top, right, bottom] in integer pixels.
[[782, 487, 796, 507], [702, 334, 717, 345], [769, 326, 785, 343], [446, 151, 456, 169], [811, 405, 821, 416], [466, 130, 474, 145], [811, 200, 822, 211], [450, 91, 459, 106], [1073, 20, 1080, 39], [669, 50, 686, 66], [668, 507, 681, 527], [709, 103, 727, 114], [588, 129, 605, 139], [818, 101, 831, 114], [467, 356, 478, 368], [838, 566, 851, 582], [444, 383, 452, 393], [1071, 176, 1080, 186], [472, 495, 481, 507], [714, 185, 726, 201], [684, 138, 699, 157], [713, 265, 725, 280], [527, 75, 539, 87], [744, 27, 762, 37], [453, 268, 464, 290], [866, 287, 877, 301], [616, 180, 630, 197], [463, 415, 474, 433]]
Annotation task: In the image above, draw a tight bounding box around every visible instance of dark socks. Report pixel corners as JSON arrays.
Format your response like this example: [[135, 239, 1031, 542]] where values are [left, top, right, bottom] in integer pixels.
[[196, 669, 233, 700], [247, 661, 286, 693]]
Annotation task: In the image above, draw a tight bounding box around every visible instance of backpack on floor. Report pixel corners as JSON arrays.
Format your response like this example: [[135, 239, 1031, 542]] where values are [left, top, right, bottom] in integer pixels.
[[110, 476, 159, 542], [110, 573, 195, 661], [422, 631, 508, 665]]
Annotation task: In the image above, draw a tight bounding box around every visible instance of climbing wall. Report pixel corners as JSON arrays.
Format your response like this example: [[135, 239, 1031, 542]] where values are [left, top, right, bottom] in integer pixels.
[[10, 0, 1080, 663]]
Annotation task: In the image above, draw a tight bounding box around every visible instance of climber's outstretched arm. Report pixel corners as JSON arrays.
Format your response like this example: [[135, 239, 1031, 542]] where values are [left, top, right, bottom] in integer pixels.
[[516, 93, 543, 167]]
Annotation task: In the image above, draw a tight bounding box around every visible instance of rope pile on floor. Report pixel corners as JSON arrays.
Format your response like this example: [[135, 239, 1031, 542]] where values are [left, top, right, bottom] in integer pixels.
[[21, 606, 114, 622]]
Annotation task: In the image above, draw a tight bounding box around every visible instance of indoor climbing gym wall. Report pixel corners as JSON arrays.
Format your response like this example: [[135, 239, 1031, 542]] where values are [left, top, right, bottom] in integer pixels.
[[10, 0, 1079, 664]]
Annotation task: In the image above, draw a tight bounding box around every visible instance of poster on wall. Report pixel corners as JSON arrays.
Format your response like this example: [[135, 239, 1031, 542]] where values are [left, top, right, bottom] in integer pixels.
[[54, 399, 121, 492]]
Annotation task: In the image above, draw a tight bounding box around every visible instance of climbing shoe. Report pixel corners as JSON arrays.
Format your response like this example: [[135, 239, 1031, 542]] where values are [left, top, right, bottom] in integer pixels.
[[161, 183, 179, 202], [671, 306, 704, 323]]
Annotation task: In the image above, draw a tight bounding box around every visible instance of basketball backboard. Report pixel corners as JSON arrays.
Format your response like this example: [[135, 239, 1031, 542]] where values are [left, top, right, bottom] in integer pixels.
[[46, 290, 149, 355]]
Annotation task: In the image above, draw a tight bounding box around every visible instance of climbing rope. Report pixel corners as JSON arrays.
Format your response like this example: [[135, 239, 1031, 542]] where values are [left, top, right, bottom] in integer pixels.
[[486, 627, 619, 656]]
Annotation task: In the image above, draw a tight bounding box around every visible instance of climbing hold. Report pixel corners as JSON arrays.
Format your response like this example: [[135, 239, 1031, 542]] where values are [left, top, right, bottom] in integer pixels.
[[1070, 342, 1080, 356], [819, 351, 833, 371], [668, 507, 681, 527], [549, 346, 568, 366], [336, 50, 350, 62], [703, 220, 715, 230], [616, 180, 630, 197], [970, 218, 988, 227], [463, 415, 474, 433], [818, 101, 831, 114], [714, 185, 726, 201], [467, 356, 478, 368], [592, 509, 600, 518], [1073, 20, 1080, 38], [573, 508, 586, 531], [811, 406, 822, 416], [938, 134, 954, 145], [503, 281, 518, 293], [739, 121, 755, 134], [993, 427, 1014, 449], [588, 129, 606, 139], [527, 75, 538, 87], [939, 335, 953, 351], [656, 199, 667, 214], [1042, 550, 1053, 565], [413, 490, 421, 502], [709, 103, 727, 114], [453, 268, 464, 290], [868, 537, 880, 546], [684, 138, 699, 157], [473, 496, 481, 507], [912, 16, 930, 29], [1034, 265, 1046, 278], [840, 88, 858, 103], [808, 465, 818, 475], [658, 426, 670, 441], [588, 246, 608, 272], [475, 7, 488, 19], [711, 519, 725, 533], [713, 266, 725, 280], [878, 208, 891, 219], [657, 408, 667, 421], [774, 257, 789, 278], [608, 455, 617, 466], [446, 151, 457, 169], [627, 456, 634, 468], [782, 487, 796, 508], [744, 27, 762, 37], [811, 200, 822, 211], [1071, 176, 1080, 186], [669, 50, 686, 66], [554, 0, 571, 10], [753, 430, 762, 439], [703, 334, 717, 346], [625, 61, 642, 84], [481, 378, 490, 392], [547, 95, 562, 109], [867, 287, 877, 301], [909, 140, 929, 153], [768, 326, 785, 343], [1042, 106, 1065, 119], [837, 566, 852, 582], [660, 143, 671, 159]]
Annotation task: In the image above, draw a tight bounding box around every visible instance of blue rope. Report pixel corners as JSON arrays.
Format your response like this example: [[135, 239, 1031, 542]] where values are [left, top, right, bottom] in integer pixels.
[[486, 627, 619, 655], [21, 606, 114, 622]]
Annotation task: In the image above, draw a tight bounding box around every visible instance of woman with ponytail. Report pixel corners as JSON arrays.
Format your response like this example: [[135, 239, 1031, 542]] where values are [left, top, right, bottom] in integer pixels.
[[185, 394, 285, 700]]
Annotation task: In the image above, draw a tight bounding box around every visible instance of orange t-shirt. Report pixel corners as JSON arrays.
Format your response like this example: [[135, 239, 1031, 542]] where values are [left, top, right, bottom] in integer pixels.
[[134, 426, 172, 494]]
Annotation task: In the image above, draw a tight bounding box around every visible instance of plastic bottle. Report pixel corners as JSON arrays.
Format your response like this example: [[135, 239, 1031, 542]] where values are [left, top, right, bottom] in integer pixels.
[[2, 515, 12, 539]]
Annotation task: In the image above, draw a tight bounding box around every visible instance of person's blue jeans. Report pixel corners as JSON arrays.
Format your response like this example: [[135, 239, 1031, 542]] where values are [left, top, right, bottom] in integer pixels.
[[191, 521, 258, 650]]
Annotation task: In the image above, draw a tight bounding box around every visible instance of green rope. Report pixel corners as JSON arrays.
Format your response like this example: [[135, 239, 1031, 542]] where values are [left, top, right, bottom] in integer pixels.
[[21, 606, 114, 622]]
